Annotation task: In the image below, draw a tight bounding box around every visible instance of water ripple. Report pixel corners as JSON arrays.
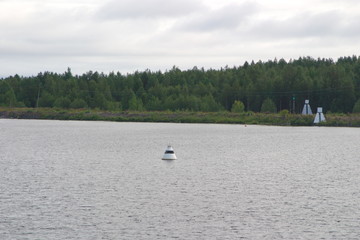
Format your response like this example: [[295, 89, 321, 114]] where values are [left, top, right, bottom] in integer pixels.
[[1, 120, 360, 239]]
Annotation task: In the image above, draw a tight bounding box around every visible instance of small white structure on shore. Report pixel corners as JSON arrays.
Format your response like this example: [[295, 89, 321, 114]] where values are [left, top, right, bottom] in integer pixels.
[[302, 100, 313, 115], [314, 107, 326, 124]]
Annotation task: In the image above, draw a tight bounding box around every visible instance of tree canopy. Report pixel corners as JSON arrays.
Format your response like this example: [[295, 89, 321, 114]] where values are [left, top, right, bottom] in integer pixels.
[[1, 56, 360, 113], [261, 98, 277, 113], [231, 100, 245, 113]]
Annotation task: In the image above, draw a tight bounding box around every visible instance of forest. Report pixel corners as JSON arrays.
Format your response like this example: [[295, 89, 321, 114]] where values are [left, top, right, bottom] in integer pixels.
[[1, 56, 360, 114]]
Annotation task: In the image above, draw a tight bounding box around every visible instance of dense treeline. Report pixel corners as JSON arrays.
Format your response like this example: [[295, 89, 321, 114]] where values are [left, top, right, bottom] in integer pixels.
[[1, 56, 360, 113]]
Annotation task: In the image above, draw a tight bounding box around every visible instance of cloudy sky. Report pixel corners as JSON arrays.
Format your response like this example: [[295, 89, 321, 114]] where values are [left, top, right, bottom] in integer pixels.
[[1, 0, 359, 77]]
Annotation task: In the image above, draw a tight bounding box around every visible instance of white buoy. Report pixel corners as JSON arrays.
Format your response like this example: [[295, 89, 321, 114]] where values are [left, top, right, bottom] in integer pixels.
[[302, 100, 313, 115], [162, 145, 177, 160], [314, 107, 326, 124]]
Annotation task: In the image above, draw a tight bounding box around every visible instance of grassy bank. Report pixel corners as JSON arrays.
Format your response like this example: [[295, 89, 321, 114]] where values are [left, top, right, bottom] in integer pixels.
[[1, 107, 360, 127]]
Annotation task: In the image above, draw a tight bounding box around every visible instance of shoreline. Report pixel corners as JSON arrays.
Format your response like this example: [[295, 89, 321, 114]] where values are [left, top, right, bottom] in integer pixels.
[[1, 107, 360, 127]]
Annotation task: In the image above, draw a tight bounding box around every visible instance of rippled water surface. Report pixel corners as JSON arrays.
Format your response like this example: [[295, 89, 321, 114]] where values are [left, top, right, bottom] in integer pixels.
[[1, 119, 360, 239]]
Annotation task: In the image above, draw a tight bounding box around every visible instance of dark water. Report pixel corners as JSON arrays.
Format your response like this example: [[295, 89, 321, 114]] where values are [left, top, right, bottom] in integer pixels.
[[1, 119, 360, 239]]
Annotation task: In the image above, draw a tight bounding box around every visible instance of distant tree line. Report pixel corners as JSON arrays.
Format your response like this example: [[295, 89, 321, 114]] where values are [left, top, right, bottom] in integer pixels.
[[1, 56, 360, 113]]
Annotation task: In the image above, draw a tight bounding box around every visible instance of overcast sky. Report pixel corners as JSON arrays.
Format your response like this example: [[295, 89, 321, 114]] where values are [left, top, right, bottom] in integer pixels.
[[1, 0, 360, 77]]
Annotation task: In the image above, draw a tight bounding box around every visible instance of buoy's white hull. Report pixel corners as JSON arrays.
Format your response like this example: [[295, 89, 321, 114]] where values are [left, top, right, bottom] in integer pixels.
[[162, 153, 177, 160]]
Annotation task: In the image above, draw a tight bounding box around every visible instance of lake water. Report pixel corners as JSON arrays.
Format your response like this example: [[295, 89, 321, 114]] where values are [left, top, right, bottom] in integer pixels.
[[1, 119, 360, 239]]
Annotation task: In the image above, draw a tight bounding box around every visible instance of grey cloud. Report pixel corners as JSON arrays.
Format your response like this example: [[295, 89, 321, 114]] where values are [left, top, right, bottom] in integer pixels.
[[0, 3, 109, 58], [340, 15, 360, 37], [1, 0, 360, 77], [176, 1, 259, 32], [248, 10, 356, 39], [97, 0, 204, 20]]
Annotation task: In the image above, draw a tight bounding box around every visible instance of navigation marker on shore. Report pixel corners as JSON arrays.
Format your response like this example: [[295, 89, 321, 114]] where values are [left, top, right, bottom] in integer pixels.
[[314, 107, 326, 124], [302, 100, 313, 115]]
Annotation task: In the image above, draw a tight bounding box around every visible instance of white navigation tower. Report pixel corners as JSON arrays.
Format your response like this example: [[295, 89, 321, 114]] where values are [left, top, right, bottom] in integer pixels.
[[302, 100, 313, 115], [314, 107, 326, 124]]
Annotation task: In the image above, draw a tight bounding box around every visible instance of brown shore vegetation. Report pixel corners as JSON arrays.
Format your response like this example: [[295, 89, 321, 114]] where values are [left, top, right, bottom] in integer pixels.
[[1, 107, 360, 127]]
